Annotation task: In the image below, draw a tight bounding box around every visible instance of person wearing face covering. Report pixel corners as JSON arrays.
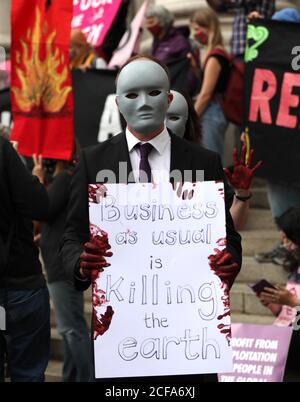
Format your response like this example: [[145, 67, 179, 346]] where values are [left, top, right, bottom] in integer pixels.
[[145, 5, 199, 97], [145, 5, 191, 63], [191, 8, 230, 162], [61, 55, 242, 383]]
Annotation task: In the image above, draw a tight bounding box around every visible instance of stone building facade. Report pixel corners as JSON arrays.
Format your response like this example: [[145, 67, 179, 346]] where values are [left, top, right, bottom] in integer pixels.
[[0, 1, 297, 46]]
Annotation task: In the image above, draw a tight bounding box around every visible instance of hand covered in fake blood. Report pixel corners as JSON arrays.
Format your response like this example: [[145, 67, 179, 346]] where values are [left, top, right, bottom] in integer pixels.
[[209, 248, 239, 289], [224, 146, 262, 191], [79, 232, 113, 279]]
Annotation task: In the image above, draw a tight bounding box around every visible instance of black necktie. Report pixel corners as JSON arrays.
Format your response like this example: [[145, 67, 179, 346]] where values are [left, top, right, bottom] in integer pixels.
[[137, 143, 153, 183]]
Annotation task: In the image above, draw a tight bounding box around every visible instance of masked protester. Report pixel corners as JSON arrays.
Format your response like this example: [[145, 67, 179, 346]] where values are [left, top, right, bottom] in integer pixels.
[[0, 138, 50, 382], [165, 90, 200, 143], [61, 55, 242, 383]]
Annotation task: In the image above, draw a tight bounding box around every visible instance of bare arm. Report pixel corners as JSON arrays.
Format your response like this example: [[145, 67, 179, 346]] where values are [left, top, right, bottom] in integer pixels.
[[230, 193, 250, 231], [194, 57, 221, 117]]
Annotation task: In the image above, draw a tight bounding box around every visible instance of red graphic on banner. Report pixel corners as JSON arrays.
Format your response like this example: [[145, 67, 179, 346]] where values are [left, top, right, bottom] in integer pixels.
[[11, 0, 73, 159]]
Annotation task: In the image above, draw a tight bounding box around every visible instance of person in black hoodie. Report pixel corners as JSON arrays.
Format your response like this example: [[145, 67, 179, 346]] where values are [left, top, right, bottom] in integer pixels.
[[34, 142, 93, 382], [0, 137, 50, 382]]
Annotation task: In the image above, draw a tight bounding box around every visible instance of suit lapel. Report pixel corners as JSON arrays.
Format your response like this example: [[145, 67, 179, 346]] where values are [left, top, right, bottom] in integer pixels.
[[109, 132, 192, 184], [110, 133, 133, 183], [170, 134, 192, 182]]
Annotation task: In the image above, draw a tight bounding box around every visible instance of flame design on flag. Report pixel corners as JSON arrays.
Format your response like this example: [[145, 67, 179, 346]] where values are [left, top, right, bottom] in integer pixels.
[[12, 6, 71, 115]]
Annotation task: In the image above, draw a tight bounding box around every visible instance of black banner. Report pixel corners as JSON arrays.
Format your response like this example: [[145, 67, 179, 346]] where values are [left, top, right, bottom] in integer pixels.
[[166, 56, 192, 94], [72, 69, 125, 148], [244, 19, 300, 185]]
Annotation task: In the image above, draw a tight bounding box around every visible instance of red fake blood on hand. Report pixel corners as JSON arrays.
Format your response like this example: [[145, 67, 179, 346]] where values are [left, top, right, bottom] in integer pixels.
[[215, 181, 224, 199], [90, 227, 114, 339], [208, 248, 231, 345], [88, 184, 107, 204], [92, 281, 107, 308], [89, 224, 109, 241], [217, 238, 227, 247], [88, 225, 112, 281], [93, 306, 114, 340]]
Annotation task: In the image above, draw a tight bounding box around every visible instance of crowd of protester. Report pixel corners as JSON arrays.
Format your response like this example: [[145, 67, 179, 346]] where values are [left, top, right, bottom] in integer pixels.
[[1, 0, 300, 383]]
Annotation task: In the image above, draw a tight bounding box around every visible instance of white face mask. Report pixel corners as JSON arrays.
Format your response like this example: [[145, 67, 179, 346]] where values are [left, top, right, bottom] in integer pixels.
[[165, 91, 189, 138], [116, 60, 170, 136]]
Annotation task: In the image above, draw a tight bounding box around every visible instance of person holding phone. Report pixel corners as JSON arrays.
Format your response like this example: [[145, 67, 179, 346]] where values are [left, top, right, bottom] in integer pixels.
[[255, 207, 300, 374]]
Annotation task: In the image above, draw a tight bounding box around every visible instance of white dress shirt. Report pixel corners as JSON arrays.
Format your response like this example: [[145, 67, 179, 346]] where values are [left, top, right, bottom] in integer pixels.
[[125, 127, 171, 184]]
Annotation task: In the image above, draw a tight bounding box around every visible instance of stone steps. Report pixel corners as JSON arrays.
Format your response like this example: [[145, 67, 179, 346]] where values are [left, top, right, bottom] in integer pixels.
[[231, 282, 274, 316], [231, 313, 274, 325], [250, 187, 270, 209], [236, 256, 288, 284], [244, 208, 275, 231], [45, 360, 63, 382], [240, 229, 280, 256]]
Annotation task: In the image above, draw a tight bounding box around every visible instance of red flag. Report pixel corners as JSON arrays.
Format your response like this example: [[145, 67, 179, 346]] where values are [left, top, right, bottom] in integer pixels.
[[11, 0, 74, 160]]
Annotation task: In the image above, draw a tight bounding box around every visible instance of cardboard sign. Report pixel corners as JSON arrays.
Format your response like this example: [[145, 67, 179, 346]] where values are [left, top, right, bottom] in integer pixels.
[[72, 0, 122, 47], [89, 181, 233, 379], [219, 323, 292, 382]]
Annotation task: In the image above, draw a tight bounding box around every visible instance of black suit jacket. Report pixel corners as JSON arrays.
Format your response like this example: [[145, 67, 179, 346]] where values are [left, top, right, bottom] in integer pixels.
[[61, 132, 242, 291], [0, 137, 49, 288]]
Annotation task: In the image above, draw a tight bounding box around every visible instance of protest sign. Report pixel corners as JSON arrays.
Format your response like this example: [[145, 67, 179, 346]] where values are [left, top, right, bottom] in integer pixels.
[[108, 0, 148, 69], [244, 19, 300, 184], [274, 281, 300, 327], [219, 323, 292, 382], [89, 181, 233, 378], [72, 0, 122, 47]]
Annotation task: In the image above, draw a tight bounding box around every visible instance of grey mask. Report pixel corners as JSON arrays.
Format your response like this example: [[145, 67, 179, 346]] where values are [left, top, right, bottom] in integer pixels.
[[165, 91, 188, 138], [116, 60, 170, 136]]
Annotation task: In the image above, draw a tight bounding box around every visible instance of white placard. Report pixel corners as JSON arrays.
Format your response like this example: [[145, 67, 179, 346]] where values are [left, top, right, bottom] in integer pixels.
[[89, 181, 233, 378]]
